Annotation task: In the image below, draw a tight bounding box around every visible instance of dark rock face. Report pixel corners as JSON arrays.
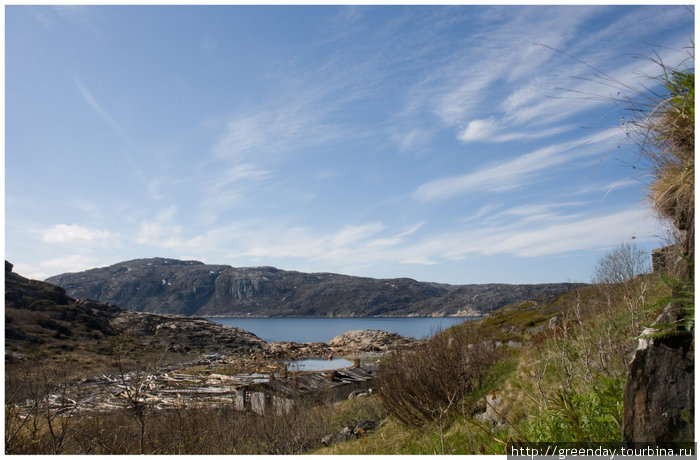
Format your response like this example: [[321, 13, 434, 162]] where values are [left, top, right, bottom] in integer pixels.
[[45, 258, 584, 317], [622, 306, 694, 442], [45, 258, 226, 316]]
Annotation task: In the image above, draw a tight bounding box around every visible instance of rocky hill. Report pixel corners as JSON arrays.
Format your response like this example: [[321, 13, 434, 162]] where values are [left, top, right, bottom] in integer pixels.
[[5, 261, 267, 365], [45, 258, 584, 317]]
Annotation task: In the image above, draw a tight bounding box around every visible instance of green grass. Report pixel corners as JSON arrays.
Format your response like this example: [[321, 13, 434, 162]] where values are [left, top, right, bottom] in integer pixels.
[[313, 273, 676, 455]]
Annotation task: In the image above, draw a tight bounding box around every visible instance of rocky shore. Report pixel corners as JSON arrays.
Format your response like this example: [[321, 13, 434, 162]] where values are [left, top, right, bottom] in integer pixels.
[[6, 260, 422, 421], [12, 329, 414, 418], [267, 329, 419, 361]]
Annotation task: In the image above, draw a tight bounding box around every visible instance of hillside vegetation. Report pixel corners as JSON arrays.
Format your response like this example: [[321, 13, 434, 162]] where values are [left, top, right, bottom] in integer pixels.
[[315, 246, 678, 454]]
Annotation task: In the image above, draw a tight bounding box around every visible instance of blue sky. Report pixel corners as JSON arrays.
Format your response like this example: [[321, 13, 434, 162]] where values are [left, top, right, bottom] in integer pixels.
[[5, 5, 694, 284]]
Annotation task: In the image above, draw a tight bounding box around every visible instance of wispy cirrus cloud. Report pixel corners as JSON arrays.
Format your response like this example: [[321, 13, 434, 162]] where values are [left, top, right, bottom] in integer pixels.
[[73, 76, 132, 143], [396, 6, 690, 150], [414, 127, 623, 202], [395, 205, 662, 264], [482, 208, 660, 257], [210, 204, 663, 275], [23, 202, 663, 282], [136, 206, 207, 250], [457, 119, 574, 143], [54, 6, 92, 24], [402, 7, 598, 124]]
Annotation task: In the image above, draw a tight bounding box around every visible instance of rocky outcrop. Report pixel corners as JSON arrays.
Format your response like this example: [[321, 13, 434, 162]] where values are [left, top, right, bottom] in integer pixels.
[[327, 329, 418, 351], [5, 261, 266, 362], [266, 329, 419, 359], [321, 420, 379, 447], [110, 309, 267, 355], [45, 257, 584, 317], [622, 304, 694, 442]]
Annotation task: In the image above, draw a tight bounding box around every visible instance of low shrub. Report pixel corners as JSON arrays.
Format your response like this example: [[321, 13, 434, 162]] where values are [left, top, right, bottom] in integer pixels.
[[375, 323, 499, 427]]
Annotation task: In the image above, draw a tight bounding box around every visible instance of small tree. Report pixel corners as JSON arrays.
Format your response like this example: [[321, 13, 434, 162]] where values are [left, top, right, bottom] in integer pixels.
[[593, 243, 652, 331], [110, 337, 167, 455]]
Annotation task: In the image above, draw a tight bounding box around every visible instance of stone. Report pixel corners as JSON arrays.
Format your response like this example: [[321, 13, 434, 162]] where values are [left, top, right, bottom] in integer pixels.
[[354, 420, 377, 432], [338, 426, 353, 442], [475, 393, 503, 428], [622, 305, 694, 442], [327, 329, 418, 352], [348, 390, 370, 399], [526, 324, 547, 335], [548, 316, 562, 329]]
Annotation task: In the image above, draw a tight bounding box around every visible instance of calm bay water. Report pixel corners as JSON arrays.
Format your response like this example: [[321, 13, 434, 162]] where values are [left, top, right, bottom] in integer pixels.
[[285, 358, 355, 371], [209, 317, 476, 343]]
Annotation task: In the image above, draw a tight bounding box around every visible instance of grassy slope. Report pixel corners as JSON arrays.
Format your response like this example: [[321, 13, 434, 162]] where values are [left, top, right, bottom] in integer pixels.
[[314, 276, 667, 454]]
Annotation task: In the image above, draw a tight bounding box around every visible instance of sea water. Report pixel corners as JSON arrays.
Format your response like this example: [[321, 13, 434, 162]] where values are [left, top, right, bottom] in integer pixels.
[[284, 358, 355, 371], [210, 316, 475, 343]]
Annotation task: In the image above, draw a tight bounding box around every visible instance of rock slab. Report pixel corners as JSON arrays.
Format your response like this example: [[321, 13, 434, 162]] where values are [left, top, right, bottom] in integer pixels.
[[622, 305, 694, 442]]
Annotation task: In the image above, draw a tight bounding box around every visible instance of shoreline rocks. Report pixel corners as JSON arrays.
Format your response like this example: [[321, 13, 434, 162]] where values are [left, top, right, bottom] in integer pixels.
[[267, 329, 420, 361]]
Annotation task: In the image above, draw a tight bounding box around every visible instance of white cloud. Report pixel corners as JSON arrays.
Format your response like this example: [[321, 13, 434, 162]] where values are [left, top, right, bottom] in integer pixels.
[[40, 255, 103, 277], [331, 223, 385, 247], [392, 206, 664, 264], [458, 122, 574, 144], [459, 203, 503, 223], [392, 128, 432, 152], [197, 163, 274, 222], [53, 6, 91, 24], [136, 207, 207, 250], [10, 263, 49, 281], [415, 127, 623, 202], [13, 255, 108, 280], [211, 80, 349, 165], [136, 221, 206, 250], [225, 220, 424, 268], [399, 7, 690, 150], [404, 7, 597, 129], [434, 65, 502, 126], [397, 222, 425, 238], [400, 257, 438, 266], [223, 204, 658, 270], [485, 208, 660, 257], [574, 178, 641, 199], [457, 118, 499, 142], [41, 224, 116, 244]]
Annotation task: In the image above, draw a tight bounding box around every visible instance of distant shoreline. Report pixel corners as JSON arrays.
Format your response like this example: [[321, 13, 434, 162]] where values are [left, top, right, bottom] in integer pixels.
[[202, 315, 483, 319]]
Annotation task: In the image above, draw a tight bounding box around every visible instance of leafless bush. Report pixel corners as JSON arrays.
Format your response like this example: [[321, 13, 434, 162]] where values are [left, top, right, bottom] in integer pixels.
[[110, 338, 168, 454], [5, 361, 82, 454], [593, 243, 652, 332], [375, 323, 498, 427], [17, 385, 382, 454]]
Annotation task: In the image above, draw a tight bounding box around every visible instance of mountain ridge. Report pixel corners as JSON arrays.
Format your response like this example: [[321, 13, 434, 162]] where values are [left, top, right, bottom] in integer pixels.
[[45, 257, 586, 317]]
